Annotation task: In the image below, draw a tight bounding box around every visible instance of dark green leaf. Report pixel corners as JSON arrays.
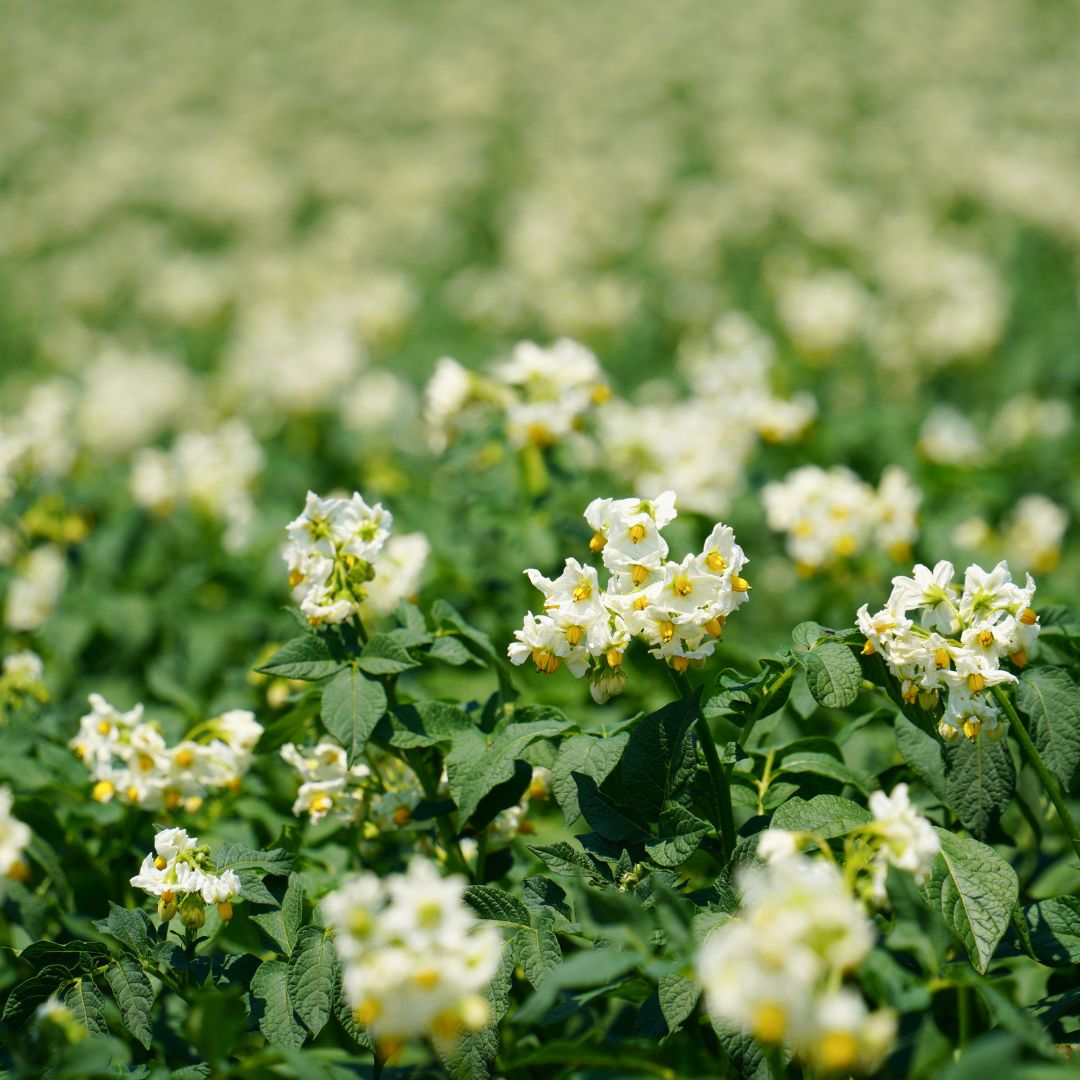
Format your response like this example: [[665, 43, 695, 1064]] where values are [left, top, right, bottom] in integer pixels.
[[288, 926, 335, 1037], [795, 641, 861, 709], [770, 794, 872, 837], [64, 977, 108, 1037], [250, 959, 306, 1048], [1016, 668, 1080, 788], [551, 732, 629, 826], [320, 666, 387, 763], [105, 954, 154, 1049], [944, 733, 1015, 840], [256, 635, 345, 681], [358, 632, 420, 675]]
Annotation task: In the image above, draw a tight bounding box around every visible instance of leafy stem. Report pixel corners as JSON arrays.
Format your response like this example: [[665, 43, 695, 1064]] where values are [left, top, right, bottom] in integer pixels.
[[739, 664, 796, 749], [992, 684, 1080, 861], [672, 670, 735, 862]]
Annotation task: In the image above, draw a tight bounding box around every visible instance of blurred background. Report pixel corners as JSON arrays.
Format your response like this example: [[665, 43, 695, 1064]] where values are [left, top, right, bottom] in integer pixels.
[[0, 0, 1077, 719]]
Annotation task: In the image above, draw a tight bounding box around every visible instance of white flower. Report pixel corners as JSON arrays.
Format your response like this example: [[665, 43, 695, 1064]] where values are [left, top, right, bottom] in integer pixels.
[[0, 786, 31, 889], [866, 784, 940, 902], [5, 545, 66, 632], [323, 857, 503, 1042]]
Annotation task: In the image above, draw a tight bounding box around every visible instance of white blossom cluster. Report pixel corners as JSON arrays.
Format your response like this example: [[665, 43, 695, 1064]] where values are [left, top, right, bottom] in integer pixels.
[[323, 857, 502, 1044], [280, 741, 371, 825], [4, 544, 67, 632], [0, 786, 32, 896], [598, 314, 816, 518], [284, 491, 427, 626], [130, 420, 264, 553], [759, 784, 940, 908], [509, 492, 749, 700], [70, 694, 263, 811], [857, 560, 1039, 741], [763, 465, 921, 573], [423, 338, 610, 452], [130, 827, 241, 926], [696, 852, 895, 1075]]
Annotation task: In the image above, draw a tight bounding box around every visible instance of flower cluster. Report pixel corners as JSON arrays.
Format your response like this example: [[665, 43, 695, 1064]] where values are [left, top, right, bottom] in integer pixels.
[[323, 857, 502, 1045], [0, 650, 48, 721], [509, 492, 750, 699], [280, 741, 371, 824], [598, 313, 815, 518], [763, 465, 921, 573], [130, 828, 241, 927], [71, 694, 262, 810], [696, 852, 895, 1075], [284, 491, 394, 625], [130, 420, 264, 553], [0, 786, 31, 895], [760, 783, 940, 907], [857, 560, 1039, 741], [423, 338, 610, 452]]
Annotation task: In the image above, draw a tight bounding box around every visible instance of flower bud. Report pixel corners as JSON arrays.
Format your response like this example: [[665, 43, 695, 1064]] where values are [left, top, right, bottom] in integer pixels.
[[179, 896, 206, 929], [158, 895, 177, 921]]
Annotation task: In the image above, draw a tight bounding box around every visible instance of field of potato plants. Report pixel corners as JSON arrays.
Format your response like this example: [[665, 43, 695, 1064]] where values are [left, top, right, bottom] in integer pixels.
[[1, 1, 1079, 1077]]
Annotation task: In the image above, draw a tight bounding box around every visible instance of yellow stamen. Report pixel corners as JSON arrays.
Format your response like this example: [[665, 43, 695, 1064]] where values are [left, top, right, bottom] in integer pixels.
[[97, 720, 111, 736], [590, 384, 612, 405], [531, 648, 560, 674], [415, 970, 440, 990], [963, 717, 981, 740], [391, 806, 412, 827], [752, 1003, 787, 1044], [633, 595, 649, 611], [605, 647, 623, 668], [175, 748, 195, 769], [164, 789, 182, 811], [138, 753, 155, 772], [1020, 608, 1038, 626], [861, 640, 875, 655], [631, 564, 649, 586], [7, 860, 30, 883], [127, 786, 141, 803], [705, 551, 726, 572], [659, 620, 675, 643], [704, 617, 725, 638], [672, 574, 693, 598], [565, 625, 583, 646], [571, 582, 591, 602], [671, 655, 690, 673], [834, 534, 857, 557], [935, 648, 951, 669], [311, 794, 334, 814], [731, 576, 751, 593], [289, 569, 304, 588], [628, 523, 646, 543], [1010, 649, 1027, 668], [355, 1000, 381, 1026], [588, 531, 607, 552], [217, 901, 233, 921], [977, 629, 994, 648], [154, 855, 168, 871], [901, 682, 918, 704], [817, 1031, 859, 1073], [92, 779, 114, 802], [226, 777, 243, 794], [967, 673, 986, 693]]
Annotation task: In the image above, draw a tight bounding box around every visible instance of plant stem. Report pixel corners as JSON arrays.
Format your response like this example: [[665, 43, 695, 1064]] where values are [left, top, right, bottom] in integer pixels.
[[672, 670, 735, 861], [766, 1045, 786, 1080], [739, 666, 795, 749], [956, 984, 970, 1050], [372, 1049, 384, 1080], [993, 684, 1080, 861]]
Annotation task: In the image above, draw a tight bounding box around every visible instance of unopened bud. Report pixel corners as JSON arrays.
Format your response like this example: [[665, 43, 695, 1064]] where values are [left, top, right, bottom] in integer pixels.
[[179, 897, 206, 929], [158, 896, 177, 921]]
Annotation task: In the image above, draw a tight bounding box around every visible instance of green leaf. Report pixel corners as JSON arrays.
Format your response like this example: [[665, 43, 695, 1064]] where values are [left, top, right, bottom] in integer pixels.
[[64, 977, 108, 1037], [528, 841, 597, 879], [388, 701, 472, 749], [214, 843, 293, 877], [511, 909, 562, 988], [621, 695, 698, 820], [1016, 668, 1080, 788], [94, 903, 156, 958], [464, 886, 531, 926], [513, 947, 640, 1026], [792, 621, 829, 649], [20, 940, 109, 973], [924, 828, 1018, 973], [105, 954, 154, 1049], [441, 945, 514, 1080], [255, 635, 345, 681], [2, 964, 71, 1026], [709, 1016, 772, 1080], [250, 959, 306, 1048], [446, 718, 566, 822], [770, 794, 872, 837], [658, 973, 700, 1034], [794, 641, 861, 709], [333, 954, 372, 1050], [252, 874, 304, 957], [1024, 896, 1080, 965], [646, 805, 712, 868], [944, 733, 1015, 840], [551, 732, 629, 826], [894, 714, 947, 801], [320, 666, 387, 763], [775, 751, 871, 794], [288, 925, 335, 1037], [357, 632, 420, 675], [429, 636, 477, 666], [574, 773, 650, 843]]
